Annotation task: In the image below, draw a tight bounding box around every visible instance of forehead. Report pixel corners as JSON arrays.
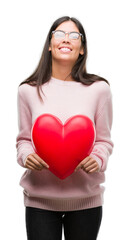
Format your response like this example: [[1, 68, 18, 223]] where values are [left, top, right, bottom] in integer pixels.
[[55, 21, 79, 32]]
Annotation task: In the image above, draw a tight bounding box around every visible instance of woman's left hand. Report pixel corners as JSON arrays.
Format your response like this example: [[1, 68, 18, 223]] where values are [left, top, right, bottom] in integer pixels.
[[75, 156, 100, 173]]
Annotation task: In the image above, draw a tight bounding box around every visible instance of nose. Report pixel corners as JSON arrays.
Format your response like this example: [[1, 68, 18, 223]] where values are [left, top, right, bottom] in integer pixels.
[[63, 33, 70, 43]]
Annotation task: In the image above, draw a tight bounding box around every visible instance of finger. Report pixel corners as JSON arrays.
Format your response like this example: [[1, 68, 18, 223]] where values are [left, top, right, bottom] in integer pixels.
[[88, 166, 99, 173], [26, 156, 43, 169], [78, 158, 97, 171], [83, 163, 98, 172], [75, 157, 91, 171], [75, 163, 82, 172], [82, 159, 96, 169], [33, 154, 49, 168], [25, 163, 37, 170], [25, 160, 42, 170], [27, 154, 49, 169]]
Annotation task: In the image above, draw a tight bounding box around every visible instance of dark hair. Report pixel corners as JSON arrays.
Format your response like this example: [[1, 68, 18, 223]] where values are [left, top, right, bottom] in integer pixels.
[[20, 16, 109, 99]]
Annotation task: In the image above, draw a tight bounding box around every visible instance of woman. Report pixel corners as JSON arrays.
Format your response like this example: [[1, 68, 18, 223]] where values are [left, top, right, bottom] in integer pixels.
[[16, 16, 113, 240]]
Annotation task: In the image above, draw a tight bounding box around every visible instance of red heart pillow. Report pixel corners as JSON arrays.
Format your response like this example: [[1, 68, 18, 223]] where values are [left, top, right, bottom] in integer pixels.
[[31, 114, 95, 179]]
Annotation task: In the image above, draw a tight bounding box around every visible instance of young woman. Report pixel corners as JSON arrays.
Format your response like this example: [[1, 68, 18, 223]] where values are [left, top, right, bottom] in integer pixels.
[[16, 16, 113, 240]]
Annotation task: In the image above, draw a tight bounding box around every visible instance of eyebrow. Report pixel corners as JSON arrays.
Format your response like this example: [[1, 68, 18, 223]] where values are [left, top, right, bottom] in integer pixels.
[[55, 30, 80, 33]]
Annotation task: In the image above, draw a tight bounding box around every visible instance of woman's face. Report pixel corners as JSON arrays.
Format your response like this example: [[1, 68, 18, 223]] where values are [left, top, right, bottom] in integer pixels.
[[49, 21, 84, 66]]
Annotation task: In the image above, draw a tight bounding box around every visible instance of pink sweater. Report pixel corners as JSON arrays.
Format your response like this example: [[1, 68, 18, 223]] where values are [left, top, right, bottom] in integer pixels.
[[16, 77, 113, 211]]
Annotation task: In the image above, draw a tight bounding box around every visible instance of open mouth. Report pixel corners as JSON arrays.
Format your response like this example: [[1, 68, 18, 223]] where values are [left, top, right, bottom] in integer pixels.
[[59, 47, 72, 53]]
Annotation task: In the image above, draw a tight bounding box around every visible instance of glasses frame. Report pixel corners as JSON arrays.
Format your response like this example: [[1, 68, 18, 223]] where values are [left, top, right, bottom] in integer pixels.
[[51, 30, 83, 41]]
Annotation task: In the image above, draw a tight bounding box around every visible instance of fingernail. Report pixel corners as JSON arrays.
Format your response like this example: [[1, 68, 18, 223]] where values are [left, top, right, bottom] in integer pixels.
[[75, 168, 79, 172]]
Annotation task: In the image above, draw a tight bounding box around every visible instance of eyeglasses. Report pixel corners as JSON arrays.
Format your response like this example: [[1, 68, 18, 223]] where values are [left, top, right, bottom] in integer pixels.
[[51, 30, 83, 40]]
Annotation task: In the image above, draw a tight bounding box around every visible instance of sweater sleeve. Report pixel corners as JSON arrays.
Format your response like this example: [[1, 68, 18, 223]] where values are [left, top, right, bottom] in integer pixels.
[[90, 92, 114, 172], [16, 86, 34, 167]]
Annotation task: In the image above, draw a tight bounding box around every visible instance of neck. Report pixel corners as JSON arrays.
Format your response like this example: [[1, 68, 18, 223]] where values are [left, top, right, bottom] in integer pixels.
[[51, 61, 74, 81]]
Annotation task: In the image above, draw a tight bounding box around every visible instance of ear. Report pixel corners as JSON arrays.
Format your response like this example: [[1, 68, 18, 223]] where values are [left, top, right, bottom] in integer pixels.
[[79, 46, 84, 55], [49, 46, 51, 51]]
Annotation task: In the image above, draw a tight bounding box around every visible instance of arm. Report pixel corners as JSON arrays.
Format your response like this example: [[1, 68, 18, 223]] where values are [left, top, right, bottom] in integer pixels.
[[90, 93, 113, 172], [76, 91, 113, 173], [16, 86, 34, 167], [16, 86, 49, 170]]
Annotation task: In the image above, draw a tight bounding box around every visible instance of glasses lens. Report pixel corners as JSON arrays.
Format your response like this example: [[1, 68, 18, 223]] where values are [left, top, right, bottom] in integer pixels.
[[54, 31, 65, 39], [69, 32, 80, 39]]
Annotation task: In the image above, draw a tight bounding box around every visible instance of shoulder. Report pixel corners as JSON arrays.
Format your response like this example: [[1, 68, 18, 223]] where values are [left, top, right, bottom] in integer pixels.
[[91, 81, 112, 99], [18, 83, 35, 94], [18, 83, 37, 98], [17, 84, 38, 107]]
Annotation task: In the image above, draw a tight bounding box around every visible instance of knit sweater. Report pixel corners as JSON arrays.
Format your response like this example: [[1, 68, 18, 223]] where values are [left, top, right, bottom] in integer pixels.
[[16, 77, 113, 211]]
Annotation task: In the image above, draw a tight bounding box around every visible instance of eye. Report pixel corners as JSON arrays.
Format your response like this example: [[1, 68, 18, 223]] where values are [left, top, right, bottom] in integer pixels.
[[54, 30, 65, 39], [69, 32, 80, 39]]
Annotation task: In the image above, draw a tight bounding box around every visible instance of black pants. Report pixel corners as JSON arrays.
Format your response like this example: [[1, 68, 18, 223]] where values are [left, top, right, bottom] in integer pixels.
[[26, 206, 102, 240]]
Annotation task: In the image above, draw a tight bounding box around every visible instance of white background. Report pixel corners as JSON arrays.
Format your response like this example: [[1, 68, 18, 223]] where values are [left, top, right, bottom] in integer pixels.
[[0, 0, 130, 239]]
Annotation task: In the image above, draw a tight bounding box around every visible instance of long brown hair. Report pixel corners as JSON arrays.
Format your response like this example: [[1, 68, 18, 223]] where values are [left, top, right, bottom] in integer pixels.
[[20, 16, 109, 99]]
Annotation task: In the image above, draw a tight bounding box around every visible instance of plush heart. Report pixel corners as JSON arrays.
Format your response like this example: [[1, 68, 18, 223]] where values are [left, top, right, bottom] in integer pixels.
[[31, 114, 95, 179]]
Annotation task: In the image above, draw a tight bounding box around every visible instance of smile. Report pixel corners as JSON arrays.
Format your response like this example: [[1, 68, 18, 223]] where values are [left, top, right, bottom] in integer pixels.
[[59, 47, 72, 53]]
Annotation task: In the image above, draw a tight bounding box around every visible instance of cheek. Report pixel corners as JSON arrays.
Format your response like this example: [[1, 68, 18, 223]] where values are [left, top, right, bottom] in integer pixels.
[[49, 44, 57, 58], [50, 38, 60, 51], [72, 45, 82, 58], [73, 42, 82, 53]]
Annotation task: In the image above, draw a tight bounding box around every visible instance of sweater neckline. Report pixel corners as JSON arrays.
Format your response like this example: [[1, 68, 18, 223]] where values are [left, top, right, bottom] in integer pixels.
[[49, 77, 81, 86]]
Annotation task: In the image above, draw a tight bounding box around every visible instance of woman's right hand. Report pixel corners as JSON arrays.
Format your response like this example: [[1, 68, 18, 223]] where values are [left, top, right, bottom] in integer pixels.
[[25, 153, 49, 171]]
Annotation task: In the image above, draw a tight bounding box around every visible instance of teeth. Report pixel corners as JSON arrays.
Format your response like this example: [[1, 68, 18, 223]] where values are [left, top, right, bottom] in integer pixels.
[[60, 48, 71, 52]]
